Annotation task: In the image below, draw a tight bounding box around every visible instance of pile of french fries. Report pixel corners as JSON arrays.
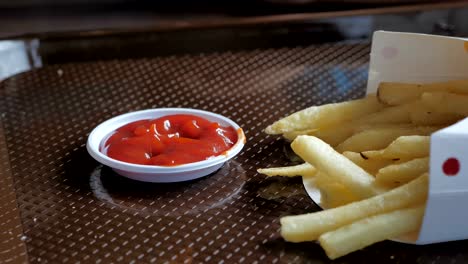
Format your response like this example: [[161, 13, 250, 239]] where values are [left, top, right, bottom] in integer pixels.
[[258, 80, 468, 259]]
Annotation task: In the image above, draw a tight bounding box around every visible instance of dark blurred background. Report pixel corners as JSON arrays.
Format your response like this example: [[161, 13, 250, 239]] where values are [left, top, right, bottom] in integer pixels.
[[1, 0, 467, 80], [1, 0, 467, 38]]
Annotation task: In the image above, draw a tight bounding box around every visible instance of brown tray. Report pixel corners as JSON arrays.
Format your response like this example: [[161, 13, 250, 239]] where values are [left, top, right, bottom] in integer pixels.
[[2, 9, 468, 262]]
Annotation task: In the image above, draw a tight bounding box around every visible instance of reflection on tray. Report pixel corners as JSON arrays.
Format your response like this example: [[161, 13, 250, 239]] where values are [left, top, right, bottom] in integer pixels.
[[90, 161, 246, 216]]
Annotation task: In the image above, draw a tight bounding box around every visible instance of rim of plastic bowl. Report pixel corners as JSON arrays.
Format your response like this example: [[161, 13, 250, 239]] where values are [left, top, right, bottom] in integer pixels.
[[86, 108, 245, 174]]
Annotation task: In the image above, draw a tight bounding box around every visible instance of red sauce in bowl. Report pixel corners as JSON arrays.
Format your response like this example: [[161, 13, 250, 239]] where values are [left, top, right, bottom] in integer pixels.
[[102, 114, 238, 166]]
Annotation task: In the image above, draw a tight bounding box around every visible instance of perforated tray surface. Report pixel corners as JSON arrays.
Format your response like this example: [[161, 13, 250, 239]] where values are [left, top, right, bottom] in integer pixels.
[[2, 42, 468, 263]]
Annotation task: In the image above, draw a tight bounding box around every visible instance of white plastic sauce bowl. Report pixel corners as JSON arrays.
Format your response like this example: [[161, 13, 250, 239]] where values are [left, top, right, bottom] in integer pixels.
[[87, 108, 246, 183]]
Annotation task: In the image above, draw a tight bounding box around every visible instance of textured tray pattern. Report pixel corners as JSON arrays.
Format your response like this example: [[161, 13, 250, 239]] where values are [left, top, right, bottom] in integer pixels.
[[0, 120, 29, 264], [0, 42, 445, 263]]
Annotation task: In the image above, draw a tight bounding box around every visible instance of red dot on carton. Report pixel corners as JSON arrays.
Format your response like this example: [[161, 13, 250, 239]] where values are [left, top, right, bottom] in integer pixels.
[[443, 158, 460, 176], [381, 46, 398, 59]]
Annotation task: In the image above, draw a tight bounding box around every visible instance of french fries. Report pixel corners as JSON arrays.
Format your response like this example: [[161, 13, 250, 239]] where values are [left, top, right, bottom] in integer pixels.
[[335, 126, 439, 153], [377, 82, 426, 105], [377, 80, 468, 105], [362, 135, 430, 160], [356, 101, 417, 124], [410, 106, 463, 125], [315, 172, 359, 208], [376, 157, 429, 186], [308, 123, 357, 147], [283, 100, 433, 143], [280, 174, 427, 242], [291, 136, 386, 199], [257, 163, 316, 177], [342, 151, 395, 175], [258, 79, 468, 259], [282, 129, 317, 142], [421, 92, 468, 116], [319, 205, 425, 259], [264, 95, 384, 134]]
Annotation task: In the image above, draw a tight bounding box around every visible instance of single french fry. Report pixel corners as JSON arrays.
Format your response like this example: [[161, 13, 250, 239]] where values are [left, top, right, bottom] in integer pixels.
[[309, 123, 357, 147], [342, 151, 394, 175], [264, 95, 384, 134], [282, 129, 318, 142], [336, 126, 439, 153], [421, 92, 468, 116], [377, 82, 426, 105], [356, 123, 417, 130], [376, 157, 429, 185], [257, 163, 316, 178], [315, 172, 360, 208], [410, 101, 463, 126], [378, 80, 468, 105], [291, 136, 385, 199], [362, 135, 430, 160], [280, 174, 428, 242], [319, 205, 425, 259], [314, 170, 333, 187], [356, 101, 418, 124]]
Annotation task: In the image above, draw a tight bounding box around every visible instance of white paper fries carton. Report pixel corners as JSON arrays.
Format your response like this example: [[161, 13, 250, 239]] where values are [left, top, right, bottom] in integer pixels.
[[367, 31, 468, 244]]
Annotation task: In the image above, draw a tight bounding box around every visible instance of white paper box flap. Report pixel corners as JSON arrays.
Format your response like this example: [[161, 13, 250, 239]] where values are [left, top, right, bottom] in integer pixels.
[[367, 31, 468, 94], [366, 31, 468, 244]]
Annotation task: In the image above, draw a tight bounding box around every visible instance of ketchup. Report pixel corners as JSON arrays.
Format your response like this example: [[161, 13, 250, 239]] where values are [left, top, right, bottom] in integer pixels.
[[103, 114, 238, 166]]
